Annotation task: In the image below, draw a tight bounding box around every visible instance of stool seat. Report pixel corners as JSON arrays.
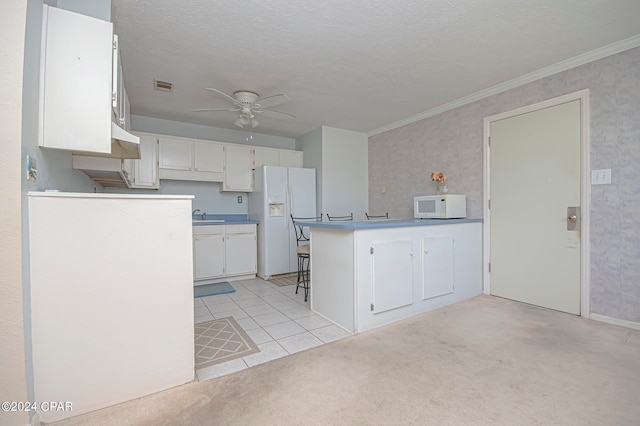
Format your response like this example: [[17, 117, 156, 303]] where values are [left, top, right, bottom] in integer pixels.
[[296, 245, 310, 255]]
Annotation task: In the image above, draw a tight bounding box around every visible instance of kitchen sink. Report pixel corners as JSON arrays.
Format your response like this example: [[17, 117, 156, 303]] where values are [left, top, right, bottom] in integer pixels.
[[192, 219, 225, 224]]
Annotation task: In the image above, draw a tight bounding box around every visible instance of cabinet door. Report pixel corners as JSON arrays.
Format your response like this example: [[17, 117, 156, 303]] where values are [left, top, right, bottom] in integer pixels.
[[279, 150, 303, 168], [194, 142, 224, 173], [421, 235, 454, 300], [193, 234, 225, 280], [223, 145, 253, 192], [112, 35, 121, 121], [225, 233, 257, 276], [131, 135, 159, 189], [371, 240, 413, 314], [159, 137, 192, 170], [40, 6, 113, 153], [253, 147, 280, 168]]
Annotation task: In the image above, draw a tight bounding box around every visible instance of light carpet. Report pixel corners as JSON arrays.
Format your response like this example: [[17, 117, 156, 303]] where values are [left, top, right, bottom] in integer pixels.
[[50, 295, 640, 426], [194, 316, 259, 369]]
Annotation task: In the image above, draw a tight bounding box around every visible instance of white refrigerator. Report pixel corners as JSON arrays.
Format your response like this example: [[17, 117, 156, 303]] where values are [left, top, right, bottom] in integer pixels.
[[249, 166, 317, 279]]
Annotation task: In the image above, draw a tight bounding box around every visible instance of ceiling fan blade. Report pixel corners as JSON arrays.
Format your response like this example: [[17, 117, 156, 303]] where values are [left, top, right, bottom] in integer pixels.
[[204, 88, 240, 105], [256, 94, 289, 108], [190, 107, 240, 113], [254, 109, 296, 121]]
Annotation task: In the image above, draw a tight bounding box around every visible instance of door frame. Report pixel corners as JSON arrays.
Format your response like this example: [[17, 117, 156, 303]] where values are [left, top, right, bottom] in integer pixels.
[[482, 89, 591, 317]]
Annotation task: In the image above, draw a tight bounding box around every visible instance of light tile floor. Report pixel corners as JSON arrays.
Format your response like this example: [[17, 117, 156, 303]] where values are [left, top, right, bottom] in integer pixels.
[[194, 277, 351, 381]]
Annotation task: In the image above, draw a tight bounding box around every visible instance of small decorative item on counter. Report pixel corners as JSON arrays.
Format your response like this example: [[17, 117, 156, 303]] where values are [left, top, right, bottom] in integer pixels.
[[431, 172, 448, 194]]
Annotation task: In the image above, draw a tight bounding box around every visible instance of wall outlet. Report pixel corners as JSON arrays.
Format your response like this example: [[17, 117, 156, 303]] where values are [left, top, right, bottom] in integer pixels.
[[237, 196, 243, 203], [26, 155, 37, 181], [591, 169, 612, 185]]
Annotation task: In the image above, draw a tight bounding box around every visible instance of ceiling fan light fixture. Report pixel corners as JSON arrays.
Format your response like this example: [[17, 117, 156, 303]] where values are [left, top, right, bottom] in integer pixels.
[[234, 114, 254, 128], [196, 87, 292, 129]]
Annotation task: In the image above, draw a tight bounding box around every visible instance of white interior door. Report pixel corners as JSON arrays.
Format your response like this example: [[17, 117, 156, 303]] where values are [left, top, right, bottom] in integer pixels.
[[489, 99, 581, 315]]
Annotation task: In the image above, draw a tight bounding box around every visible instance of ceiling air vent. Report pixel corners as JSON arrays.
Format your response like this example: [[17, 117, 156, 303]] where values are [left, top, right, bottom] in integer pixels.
[[154, 79, 173, 92]]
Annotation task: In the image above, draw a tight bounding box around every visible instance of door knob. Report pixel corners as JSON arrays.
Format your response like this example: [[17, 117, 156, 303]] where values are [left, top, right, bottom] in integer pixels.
[[567, 207, 580, 231]]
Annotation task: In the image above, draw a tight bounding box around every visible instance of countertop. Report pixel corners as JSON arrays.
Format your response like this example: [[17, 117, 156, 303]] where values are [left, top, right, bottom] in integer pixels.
[[29, 191, 194, 200], [192, 214, 259, 226], [296, 218, 482, 230]]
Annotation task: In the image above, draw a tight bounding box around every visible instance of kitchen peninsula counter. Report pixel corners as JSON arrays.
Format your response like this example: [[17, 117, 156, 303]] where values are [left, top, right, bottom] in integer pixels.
[[303, 219, 483, 333]]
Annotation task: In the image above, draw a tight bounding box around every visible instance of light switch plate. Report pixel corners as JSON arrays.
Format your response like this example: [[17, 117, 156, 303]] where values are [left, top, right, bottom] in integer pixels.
[[591, 169, 611, 185]]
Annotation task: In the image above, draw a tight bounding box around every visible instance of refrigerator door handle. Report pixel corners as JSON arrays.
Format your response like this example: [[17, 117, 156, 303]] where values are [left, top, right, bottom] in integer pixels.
[[288, 183, 294, 218]]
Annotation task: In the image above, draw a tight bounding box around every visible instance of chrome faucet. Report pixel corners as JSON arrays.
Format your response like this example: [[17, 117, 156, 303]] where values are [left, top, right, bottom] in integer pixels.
[[192, 209, 207, 220]]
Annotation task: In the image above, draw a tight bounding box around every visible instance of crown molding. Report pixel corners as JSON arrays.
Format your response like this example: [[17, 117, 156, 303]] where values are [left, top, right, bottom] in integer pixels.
[[367, 35, 640, 137]]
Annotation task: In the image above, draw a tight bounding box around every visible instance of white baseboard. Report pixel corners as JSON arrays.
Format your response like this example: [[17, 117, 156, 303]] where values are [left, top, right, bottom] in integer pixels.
[[590, 313, 640, 331], [30, 412, 40, 426]]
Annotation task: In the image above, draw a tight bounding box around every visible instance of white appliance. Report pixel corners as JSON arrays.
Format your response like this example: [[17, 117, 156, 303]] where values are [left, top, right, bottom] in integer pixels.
[[414, 194, 467, 219], [249, 166, 317, 279]]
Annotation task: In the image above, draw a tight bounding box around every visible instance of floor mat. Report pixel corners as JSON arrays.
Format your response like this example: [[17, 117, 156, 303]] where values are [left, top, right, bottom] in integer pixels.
[[195, 316, 260, 369], [270, 275, 299, 287], [194, 282, 236, 298]]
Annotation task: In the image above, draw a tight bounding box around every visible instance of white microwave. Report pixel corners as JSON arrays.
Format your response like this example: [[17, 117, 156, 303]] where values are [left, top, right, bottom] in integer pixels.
[[414, 194, 467, 219]]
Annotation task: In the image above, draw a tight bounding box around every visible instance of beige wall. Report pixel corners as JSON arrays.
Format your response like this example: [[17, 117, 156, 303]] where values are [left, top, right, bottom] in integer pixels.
[[0, 0, 29, 425]]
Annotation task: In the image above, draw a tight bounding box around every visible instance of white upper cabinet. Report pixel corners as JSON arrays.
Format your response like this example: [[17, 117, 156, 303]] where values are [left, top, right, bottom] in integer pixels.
[[39, 6, 139, 158], [151, 132, 302, 187], [130, 134, 159, 189], [158, 137, 192, 170], [278, 150, 303, 168], [158, 137, 224, 182], [253, 147, 280, 168], [194, 142, 224, 173], [40, 6, 113, 154], [223, 145, 253, 192], [253, 147, 303, 168]]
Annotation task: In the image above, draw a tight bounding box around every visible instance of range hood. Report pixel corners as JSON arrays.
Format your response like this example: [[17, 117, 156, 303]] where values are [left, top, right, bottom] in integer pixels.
[[72, 154, 131, 188], [71, 123, 141, 160], [109, 122, 141, 159]]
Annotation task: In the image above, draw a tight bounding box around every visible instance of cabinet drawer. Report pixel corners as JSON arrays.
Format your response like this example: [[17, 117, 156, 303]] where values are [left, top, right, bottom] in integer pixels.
[[192, 225, 224, 236], [225, 224, 256, 234]]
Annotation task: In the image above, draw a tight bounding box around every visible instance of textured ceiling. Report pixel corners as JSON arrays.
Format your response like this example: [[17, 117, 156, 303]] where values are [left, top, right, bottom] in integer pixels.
[[112, 0, 640, 139]]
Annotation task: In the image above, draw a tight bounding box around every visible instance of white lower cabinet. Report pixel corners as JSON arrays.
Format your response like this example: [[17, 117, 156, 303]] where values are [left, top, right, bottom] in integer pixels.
[[225, 232, 258, 276], [193, 227, 225, 280], [421, 235, 454, 300], [193, 224, 257, 284], [310, 222, 483, 333], [371, 240, 413, 314]]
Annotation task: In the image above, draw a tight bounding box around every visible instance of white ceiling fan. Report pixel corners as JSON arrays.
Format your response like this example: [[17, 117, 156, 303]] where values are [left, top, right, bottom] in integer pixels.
[[190, 88, 296, 129]]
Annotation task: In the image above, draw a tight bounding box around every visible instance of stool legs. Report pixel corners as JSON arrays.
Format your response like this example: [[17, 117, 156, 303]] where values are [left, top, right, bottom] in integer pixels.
[[295, 255, 310, 302]]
